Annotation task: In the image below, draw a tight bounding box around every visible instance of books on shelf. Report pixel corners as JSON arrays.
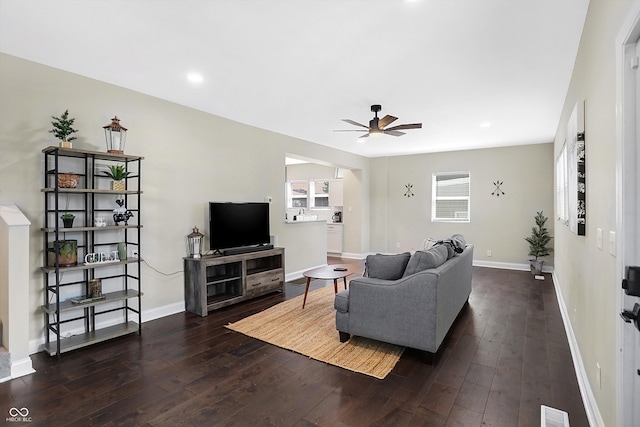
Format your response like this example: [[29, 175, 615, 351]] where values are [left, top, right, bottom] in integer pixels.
[[69, 295, 106, 305]]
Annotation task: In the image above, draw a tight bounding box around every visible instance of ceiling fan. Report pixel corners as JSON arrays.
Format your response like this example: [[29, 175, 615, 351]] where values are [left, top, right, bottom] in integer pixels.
[[335, 104, 422, 139]]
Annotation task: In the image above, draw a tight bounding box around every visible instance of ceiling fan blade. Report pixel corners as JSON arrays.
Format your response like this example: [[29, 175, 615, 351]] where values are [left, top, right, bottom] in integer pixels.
[[342, 119, 369, 129], [359, 133, 370, 138], [378, 115, 398, 129], [384, 130, 406, 137], [334, 129, 369, 132], [385, 123, 422, 131]]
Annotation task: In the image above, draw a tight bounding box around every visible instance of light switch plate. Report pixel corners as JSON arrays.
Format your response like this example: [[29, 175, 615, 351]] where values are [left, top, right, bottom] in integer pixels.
[[596, 228, 603, 250], [609, 231, 616, 256]]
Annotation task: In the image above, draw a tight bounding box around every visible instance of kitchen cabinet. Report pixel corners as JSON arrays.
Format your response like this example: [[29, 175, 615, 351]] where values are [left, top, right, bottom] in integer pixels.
[[329, 179, 343, 207], [327, 223, 343, 254]]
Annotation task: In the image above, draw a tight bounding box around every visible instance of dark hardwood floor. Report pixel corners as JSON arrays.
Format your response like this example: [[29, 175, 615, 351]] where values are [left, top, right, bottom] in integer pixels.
[[0, 260, 589, 426]]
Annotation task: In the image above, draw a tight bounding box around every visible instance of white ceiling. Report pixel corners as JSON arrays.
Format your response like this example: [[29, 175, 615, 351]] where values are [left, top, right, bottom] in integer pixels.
[[0, 0, 589, 158]]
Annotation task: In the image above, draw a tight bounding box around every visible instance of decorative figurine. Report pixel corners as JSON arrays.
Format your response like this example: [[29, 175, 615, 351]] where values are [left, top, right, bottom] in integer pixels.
[[113, 198, 134, 225]]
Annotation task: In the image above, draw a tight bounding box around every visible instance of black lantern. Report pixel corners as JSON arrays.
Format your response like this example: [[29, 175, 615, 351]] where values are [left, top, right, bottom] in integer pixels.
[[187, 226, 205, 258], [103, 116, 128, 154]]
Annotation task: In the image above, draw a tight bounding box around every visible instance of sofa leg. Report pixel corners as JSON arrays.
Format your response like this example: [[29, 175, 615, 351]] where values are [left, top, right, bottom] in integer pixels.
[[420, 350, 441, 365], [339, 331, 350, 343]]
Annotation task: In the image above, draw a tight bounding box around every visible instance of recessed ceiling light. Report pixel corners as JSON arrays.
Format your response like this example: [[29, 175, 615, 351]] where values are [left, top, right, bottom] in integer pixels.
[[479, 122, 492, 129], [187, 72, 204, 83]]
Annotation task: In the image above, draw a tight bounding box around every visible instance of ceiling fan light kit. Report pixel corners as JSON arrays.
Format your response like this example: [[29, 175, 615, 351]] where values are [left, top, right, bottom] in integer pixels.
[[335, 104, 422, 140]]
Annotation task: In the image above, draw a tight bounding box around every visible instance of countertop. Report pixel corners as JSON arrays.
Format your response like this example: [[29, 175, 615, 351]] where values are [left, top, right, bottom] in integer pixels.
[[284, 220, 344, 225]]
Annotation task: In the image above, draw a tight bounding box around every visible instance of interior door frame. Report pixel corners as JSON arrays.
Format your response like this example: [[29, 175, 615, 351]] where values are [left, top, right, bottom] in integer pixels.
[[615, 3, 640, 426]]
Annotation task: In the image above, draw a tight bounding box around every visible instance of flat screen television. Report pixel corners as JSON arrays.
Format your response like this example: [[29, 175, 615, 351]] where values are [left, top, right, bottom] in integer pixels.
[[209, 202, 271, 254]]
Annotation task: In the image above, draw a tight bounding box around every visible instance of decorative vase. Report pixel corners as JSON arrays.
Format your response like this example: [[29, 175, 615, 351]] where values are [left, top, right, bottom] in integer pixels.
[[48, 240, 78, 267], [530, 260, 544, 275], [111, 180, 126, 191], [58, 173, 78, 188], [118, 243, 127, 261], [89, 279, 102, 298]]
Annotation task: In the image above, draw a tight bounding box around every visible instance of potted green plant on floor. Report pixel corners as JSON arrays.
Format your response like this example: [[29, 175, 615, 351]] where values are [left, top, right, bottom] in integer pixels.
[[50, 109, 78, 149], [102, 164, 131, 191], [525, 211, 553, 275]]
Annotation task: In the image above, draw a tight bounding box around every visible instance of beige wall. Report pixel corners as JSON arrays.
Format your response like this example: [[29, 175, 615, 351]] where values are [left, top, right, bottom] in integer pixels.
[[553, 1, 639, 425], [0, 53, 369, 349], [368, 144, 555, 266], [3, 5, 633, 419]]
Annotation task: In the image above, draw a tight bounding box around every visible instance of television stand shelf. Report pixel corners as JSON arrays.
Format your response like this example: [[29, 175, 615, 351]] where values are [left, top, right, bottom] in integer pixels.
[[183, 247, 285, 316]]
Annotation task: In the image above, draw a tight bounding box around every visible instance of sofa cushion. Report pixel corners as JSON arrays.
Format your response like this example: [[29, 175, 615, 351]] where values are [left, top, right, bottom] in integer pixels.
[[365, 252, 411, 280], [402, 245, 449, 277]]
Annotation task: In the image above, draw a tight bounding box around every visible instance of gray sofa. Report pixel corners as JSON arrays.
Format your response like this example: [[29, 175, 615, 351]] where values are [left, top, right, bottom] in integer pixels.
[[334, 236, 473, 362]]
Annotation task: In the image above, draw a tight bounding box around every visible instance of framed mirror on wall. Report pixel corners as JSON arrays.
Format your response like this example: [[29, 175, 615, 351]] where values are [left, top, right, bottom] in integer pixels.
[[556, 100, 586, 236]]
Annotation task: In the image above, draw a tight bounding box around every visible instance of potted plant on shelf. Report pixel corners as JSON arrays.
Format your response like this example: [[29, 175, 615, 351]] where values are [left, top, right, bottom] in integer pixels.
[[102, 164, 131, 191], [61, 213, 75, 228], [48, 240, 78, 267], [524, 211, 553, 275], [50, 109, 78, 149]]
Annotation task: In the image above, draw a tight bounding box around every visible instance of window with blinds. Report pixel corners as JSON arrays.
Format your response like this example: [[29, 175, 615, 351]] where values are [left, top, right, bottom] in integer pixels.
[[431, 171, 470, 222]]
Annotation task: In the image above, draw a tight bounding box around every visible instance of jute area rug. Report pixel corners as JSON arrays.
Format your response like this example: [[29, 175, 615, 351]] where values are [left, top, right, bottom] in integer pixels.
[[225, 285, 404, 379]]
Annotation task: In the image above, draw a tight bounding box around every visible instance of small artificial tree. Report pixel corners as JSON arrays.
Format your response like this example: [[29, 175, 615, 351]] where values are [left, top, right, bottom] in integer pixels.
[[525, 211, 553, 274], [50, 109, 78, 147]]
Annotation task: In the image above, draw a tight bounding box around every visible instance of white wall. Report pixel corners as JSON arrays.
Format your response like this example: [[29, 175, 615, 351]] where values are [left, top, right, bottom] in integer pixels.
[[0, 53, 369, 351], [368, 143, 555, 267], [552, 1, 638, 425]]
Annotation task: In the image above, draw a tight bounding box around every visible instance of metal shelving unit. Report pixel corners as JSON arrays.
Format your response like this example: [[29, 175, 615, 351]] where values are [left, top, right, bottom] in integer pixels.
[[41, 146, 144, 356]]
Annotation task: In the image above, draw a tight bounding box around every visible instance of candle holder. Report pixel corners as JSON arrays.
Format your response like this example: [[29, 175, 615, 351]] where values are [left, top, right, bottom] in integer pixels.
[[103, 116, 128, 154]]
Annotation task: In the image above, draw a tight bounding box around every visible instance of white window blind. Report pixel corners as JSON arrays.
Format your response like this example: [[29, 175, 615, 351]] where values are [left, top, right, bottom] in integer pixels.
[[432, 171, 470, 222]]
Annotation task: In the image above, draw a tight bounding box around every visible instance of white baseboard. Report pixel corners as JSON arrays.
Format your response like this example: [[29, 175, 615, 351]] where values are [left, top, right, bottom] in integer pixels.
[[339, 252, 365, 260], [286, 263, 326, 282], [473, 259, 554, 273], [552, 271, 604, 427], [142, 301, 184, 323], [0, 356, 36, 383], [11, 357, 35, 380]]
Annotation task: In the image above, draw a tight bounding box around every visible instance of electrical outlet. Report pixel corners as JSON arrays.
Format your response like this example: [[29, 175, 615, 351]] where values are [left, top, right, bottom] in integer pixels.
[[596, 363, 601, 389], [487, 249, 492, 257], [396, 242, 401, 248]]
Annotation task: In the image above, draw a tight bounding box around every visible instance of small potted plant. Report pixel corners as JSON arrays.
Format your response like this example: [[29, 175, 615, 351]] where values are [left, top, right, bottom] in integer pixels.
[[48, 240, 78, 267], [524, 211, 553, 275], [102, 164, 131, 191], [61, 213, 75, 228], [50, 109, 78, 149]]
